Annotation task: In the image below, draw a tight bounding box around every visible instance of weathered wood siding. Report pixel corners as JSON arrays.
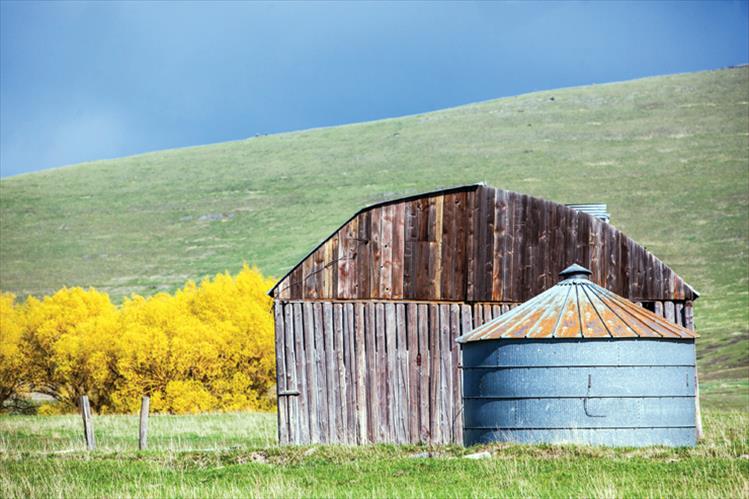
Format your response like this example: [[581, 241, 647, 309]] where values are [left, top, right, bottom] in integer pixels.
[[272, 185, 697, 303], [274, 298, 692, 445]]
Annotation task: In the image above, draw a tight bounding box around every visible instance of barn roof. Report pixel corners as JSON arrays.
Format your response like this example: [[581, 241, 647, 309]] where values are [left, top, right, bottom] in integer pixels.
[[268, 184, 699, 303], [457, 264, 697, 342]]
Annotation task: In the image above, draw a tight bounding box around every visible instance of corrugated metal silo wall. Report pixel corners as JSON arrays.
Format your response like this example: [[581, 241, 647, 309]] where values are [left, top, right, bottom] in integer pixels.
[[462, 339, 697, 447]]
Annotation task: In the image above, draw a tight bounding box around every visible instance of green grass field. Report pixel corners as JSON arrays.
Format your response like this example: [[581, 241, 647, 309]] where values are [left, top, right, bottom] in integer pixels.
[[1, 408, 747, 498], [1, 67, 747, 377]]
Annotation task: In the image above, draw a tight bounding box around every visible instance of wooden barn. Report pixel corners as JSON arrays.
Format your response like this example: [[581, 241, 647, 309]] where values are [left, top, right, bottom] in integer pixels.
[[269, 184, 699, 445]]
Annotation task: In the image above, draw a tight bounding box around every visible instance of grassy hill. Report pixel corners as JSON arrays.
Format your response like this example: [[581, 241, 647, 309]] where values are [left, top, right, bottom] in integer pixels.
[[1, 67, 747, 382]]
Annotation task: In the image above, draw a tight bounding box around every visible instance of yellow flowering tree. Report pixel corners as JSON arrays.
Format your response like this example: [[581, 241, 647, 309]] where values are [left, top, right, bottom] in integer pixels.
[[112, 265, 276, 413], [3, 264, 275, 414], [22, 287, 120, 412], [0, 292, 26, 407]]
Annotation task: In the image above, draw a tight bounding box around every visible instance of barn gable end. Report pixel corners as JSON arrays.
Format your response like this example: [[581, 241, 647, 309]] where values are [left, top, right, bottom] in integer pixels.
[[270, 184, 698, 303]]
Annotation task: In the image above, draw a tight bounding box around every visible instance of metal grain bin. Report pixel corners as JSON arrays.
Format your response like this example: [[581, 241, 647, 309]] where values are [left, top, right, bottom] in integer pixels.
[[457, 264, 698, 447]]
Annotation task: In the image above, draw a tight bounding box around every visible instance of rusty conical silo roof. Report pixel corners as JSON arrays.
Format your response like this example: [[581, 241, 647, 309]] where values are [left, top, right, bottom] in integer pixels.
[[457, 264, 696, 343]]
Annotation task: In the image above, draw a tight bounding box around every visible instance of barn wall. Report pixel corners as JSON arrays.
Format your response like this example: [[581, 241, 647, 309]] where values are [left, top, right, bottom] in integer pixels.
[[274, 298, 691, 445], [273, 186, 697, 304]]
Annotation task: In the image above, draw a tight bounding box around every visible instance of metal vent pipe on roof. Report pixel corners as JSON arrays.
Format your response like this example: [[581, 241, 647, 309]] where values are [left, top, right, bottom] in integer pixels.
[[566, 203, 610, 223]]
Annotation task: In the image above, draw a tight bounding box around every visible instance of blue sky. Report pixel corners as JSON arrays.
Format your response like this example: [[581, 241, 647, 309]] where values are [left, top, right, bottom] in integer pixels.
[[1, 1, 747, 177]]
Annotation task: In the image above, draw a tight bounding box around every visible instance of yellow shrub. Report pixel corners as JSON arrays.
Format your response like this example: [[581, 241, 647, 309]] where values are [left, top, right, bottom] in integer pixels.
[[164, 380, 217, 414], [22, 287, 120, 412], [36, 402, 70, 416], [6, 264, 276, 415], [111, 264, 276, 414], [0, 292, 26, 406]]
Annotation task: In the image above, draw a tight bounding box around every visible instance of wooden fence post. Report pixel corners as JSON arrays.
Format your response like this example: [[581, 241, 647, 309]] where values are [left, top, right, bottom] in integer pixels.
[[139, 396, 150, 450], [80, 395, 95, 450]]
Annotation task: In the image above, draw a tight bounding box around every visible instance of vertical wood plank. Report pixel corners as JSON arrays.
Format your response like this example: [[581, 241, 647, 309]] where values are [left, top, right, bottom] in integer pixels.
[[538, 199, 551, 293], [466, 189, 478, 301], [344, 303, 356, 443], [685, 301, 695, 331], [376, 303, 388, 441], [365, 302, 378, 442], [450, 304, 463, 445], [403, 201, 418, 298], [334, 304, 347, 443], [370, 207, 383, 300], [380, 206, 394, 299], [440, 193, 456, 300], [276, 277, 289, 301], [314, 244, 326, 299], [603, 224, 615, 291], [337, 220, 358, 299], [492, 189, 507, 301], [484, 187, 497, 301], [492, 304, 501, 320], [524, 197, 537, 298], [475, 187, 487, 300], [313, 303, 328, 443], [354, 303, 368, 443], [395, 303, 409, 443], [293, 303, 308, 444], [483, 304, 492, 323], [406, 303, 419, 444], [473, 303, 483, 328], [619, 230, 631, 299], [428, 304, 442, 444], [439, 304, 452, 443], [656, 258, 666, 300], [460, 304, 473, 336], [323, 302, 337, 443], [429, 196, 444, 299], [417, 304, 430, 443], [284, 303, 299, 444], [554, 203, 567, 289], [503, 192, 517, 301], [632, 241, 647, 300], [303, 303, 319, 443], [654, 300, 664, 317], [675, 302, 684, 327], [323, 239, 333, 298], [453, 192, 468, 300], [274, 302, 288, 445], [664, 300, 675, 324], [385, 303, 398, 442], [460, 304, 473, 445], [336, 226, 349, 300], [290, 266, 304, 300], [513, 194, 528, 302], [302, 257, 316, 300], [576, 212, 591, 277], [356, 211, 371, 299], [392, 203, 406, 298]]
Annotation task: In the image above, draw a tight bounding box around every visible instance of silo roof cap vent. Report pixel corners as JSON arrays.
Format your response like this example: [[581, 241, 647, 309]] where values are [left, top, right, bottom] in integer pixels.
[[559, 263, 592, 281]]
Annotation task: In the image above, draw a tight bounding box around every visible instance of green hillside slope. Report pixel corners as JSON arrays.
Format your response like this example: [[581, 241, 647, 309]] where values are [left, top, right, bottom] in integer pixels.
[[1, 67, 747, 379]]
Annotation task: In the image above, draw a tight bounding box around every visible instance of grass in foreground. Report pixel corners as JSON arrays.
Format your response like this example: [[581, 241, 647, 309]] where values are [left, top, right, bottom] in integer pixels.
[[1, 410, 747, 498]]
